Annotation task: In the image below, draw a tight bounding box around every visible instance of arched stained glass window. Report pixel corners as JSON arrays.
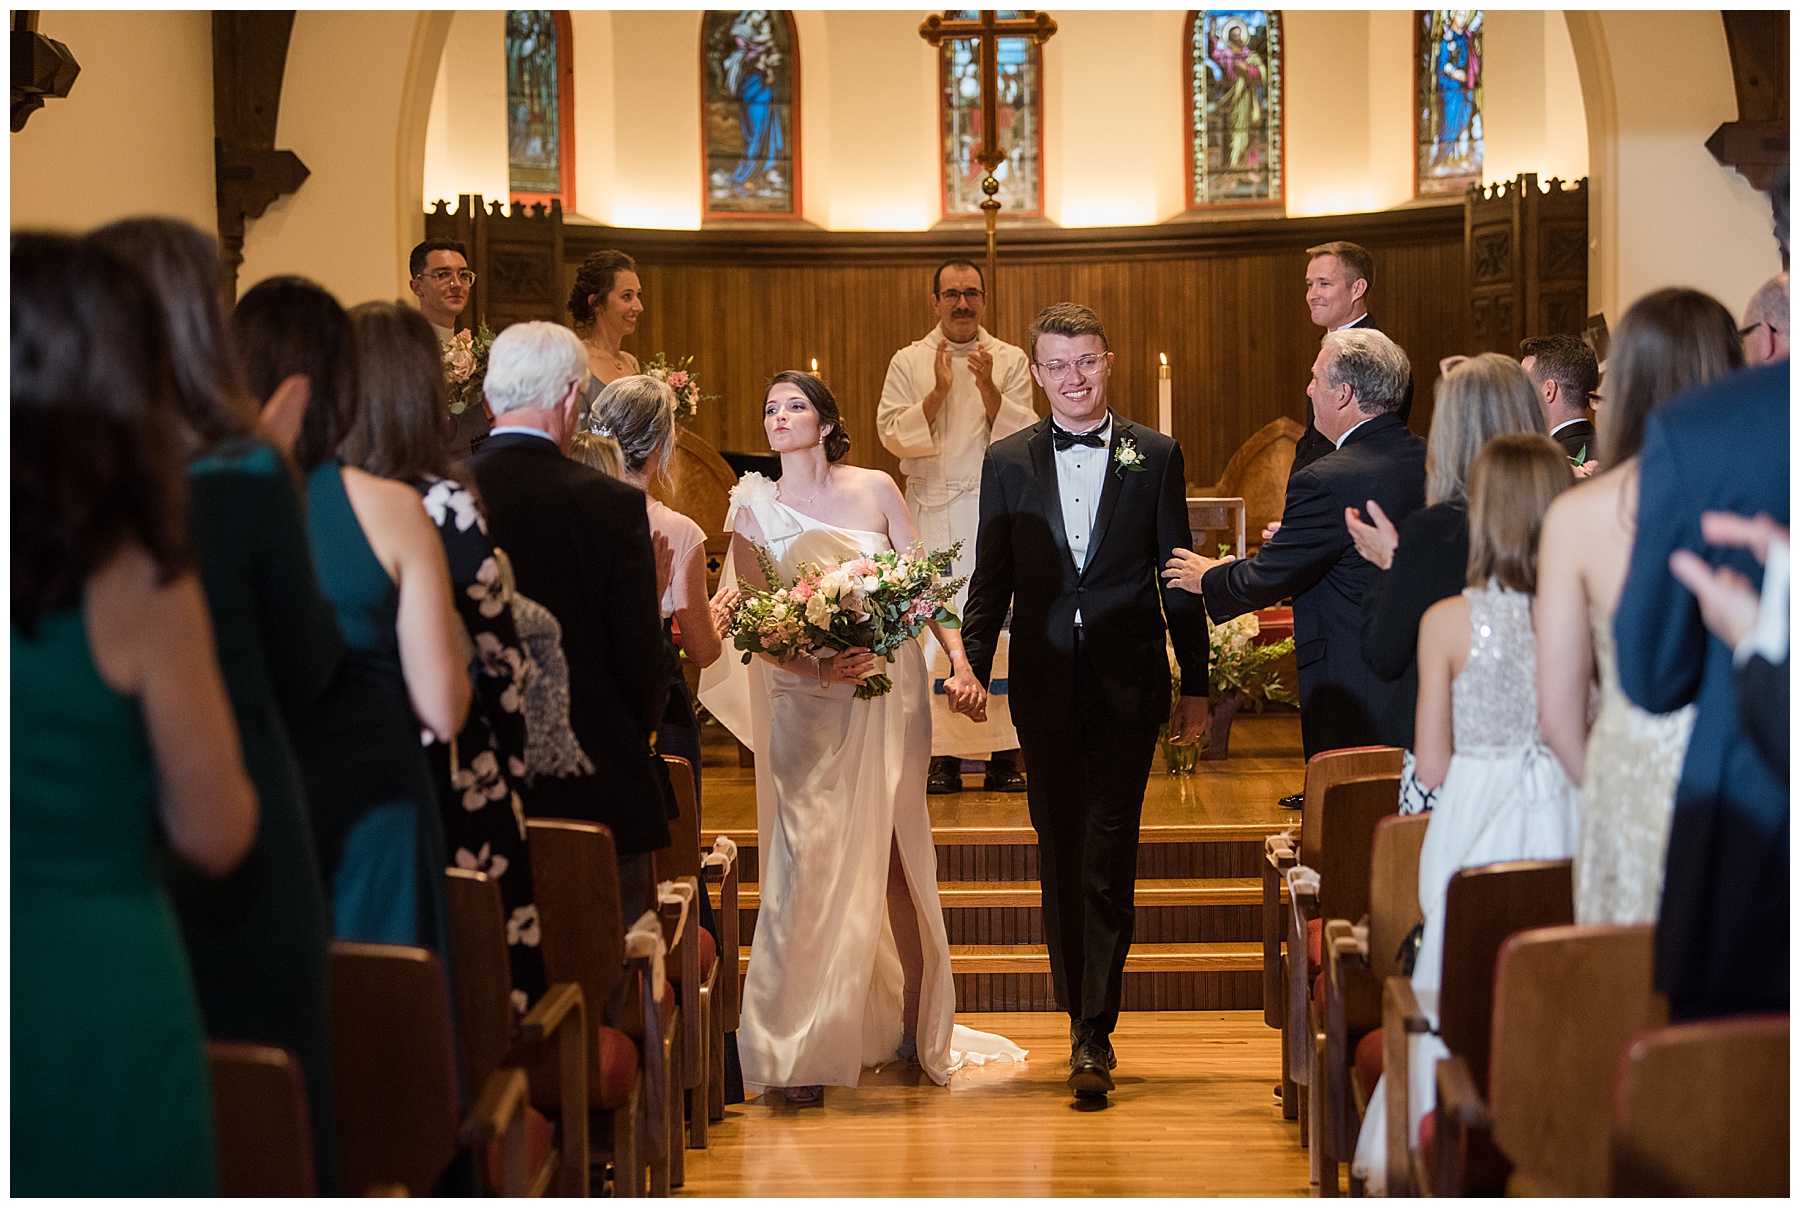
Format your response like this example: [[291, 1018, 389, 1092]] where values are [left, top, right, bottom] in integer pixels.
[[1186, 11, 1283, 209], [939, 11, 1043, 219], [506, 10, 574, 209], [1416, 9, 1483, 196], [701, 11, 800, 218]]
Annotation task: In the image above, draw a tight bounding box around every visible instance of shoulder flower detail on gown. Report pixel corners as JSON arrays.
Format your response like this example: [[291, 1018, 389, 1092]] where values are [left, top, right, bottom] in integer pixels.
[[731, 472, 779, 512]]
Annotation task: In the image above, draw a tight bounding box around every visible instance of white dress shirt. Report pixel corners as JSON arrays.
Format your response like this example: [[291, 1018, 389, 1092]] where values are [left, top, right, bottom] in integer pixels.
[[1053, 414, 1112, 622], [1335, 415, 1376, 449]]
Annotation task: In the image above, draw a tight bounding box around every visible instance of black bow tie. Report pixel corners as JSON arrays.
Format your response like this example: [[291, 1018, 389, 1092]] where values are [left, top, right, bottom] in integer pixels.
[[1051, 424, 1108, 451]]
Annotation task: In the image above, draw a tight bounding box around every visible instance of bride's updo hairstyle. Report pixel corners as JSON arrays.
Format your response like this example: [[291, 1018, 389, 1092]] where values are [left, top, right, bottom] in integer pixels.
[[769, 369, 851, 462], [567, 249, 636, 329], [589, 373, 676, 478]]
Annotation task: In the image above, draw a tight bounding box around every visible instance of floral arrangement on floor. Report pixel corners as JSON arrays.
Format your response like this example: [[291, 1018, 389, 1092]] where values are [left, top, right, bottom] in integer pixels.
[[1161, 609, 1298, 768], [642, 352, 719, 425], [442, 323, 497, 416], [728, 541, 966, 700]]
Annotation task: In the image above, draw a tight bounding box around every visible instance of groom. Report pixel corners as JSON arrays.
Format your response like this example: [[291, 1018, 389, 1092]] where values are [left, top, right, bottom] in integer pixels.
[[957, 302, 1211, 1098]]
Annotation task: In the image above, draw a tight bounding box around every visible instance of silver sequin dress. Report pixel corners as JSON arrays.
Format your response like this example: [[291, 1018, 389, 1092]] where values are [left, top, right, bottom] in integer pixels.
[[1574, 602, 1695, 925]]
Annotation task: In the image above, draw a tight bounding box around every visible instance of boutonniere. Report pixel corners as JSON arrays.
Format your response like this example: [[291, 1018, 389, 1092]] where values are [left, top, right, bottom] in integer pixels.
[[1113, 435, 1147, 479]]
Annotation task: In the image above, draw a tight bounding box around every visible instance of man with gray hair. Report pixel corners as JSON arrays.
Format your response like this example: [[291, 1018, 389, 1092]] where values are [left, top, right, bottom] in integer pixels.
[[1164, 328, 1427, 758], [469, 321, 677, 918], [1740, 272, 1789, 366]]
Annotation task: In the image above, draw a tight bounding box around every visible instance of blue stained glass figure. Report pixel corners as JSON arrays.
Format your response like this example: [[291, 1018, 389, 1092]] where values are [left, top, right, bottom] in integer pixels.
[[1417, 10, 1484, 195], [703, 11, 797, 216], [506, 11, 562, 199]]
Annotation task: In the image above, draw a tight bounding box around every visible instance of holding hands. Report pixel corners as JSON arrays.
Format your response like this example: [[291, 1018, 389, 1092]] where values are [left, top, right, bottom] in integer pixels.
[[1345, 499, 1399, 570], [943, 662, 989, 721]]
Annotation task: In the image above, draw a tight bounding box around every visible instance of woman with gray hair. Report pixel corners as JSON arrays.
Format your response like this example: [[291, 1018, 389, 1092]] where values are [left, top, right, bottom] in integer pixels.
[[1350, 352, 1546, 757]]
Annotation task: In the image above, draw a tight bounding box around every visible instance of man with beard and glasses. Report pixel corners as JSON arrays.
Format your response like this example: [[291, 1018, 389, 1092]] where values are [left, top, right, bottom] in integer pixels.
[[878, 258, 1038, 794]]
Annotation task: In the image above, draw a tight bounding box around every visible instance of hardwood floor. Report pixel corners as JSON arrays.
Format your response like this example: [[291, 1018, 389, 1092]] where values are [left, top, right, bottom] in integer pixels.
[[677, 1010, 1313, 1198]]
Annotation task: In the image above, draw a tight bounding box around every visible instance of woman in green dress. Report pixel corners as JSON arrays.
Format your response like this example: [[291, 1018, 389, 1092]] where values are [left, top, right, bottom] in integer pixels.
[[231, 276, 470, 956], [89, 218, 346, 1193], [12, 233, 258, 1194]]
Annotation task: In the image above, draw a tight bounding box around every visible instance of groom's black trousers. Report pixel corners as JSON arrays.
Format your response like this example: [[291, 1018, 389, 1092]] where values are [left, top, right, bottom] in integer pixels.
[[1015, 626, 1159, 1041]]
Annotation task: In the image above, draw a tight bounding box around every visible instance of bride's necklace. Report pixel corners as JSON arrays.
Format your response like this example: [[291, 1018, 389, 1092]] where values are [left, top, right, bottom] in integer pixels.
[[780, 467, 831, 505]]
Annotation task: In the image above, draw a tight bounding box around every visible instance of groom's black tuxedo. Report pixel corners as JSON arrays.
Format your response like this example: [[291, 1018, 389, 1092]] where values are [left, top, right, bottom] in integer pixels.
[[963, 412, 1209, 1042]]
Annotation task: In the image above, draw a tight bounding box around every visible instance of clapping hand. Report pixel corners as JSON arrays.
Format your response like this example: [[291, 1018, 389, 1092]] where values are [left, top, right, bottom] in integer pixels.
[[1346, 499, 1399, 570], [932, 340, 956, 394], [1163, 547, 1233, 594], [1668, 512, 1788, 650], [653, 531, 674, 600], [944, 666, 989, 721]]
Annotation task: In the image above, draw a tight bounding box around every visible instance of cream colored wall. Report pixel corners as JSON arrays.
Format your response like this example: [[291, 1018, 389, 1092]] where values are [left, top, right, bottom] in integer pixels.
[[809, 11, 938, 231], [423, 10, 508, 210], [237, 10, 448, 306], [607, 11, 704, 228], [1572, 11, 1780, 322], [1484, 10, 1588, 187], [11, 10, 216, 234]]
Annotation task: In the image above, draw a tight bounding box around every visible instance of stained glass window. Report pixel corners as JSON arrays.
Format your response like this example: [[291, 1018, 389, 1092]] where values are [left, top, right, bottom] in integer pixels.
[[1187, 12, 1282, 209], [702, 11, 799, 217], [939, 11, 1042, 218], [506, 10, 573, 207], [1416, 10, 1483, 196]]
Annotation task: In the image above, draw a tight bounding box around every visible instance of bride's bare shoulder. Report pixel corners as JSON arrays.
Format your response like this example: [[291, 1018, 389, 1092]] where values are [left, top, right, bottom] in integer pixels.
[[836, 464, 903, 503]]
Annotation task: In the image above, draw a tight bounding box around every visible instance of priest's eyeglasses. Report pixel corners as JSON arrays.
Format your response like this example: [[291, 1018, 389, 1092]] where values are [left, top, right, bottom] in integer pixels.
[[938, 287, 985, 303], [1035, 354, 1108, 379], [419, 268, 477, 286]]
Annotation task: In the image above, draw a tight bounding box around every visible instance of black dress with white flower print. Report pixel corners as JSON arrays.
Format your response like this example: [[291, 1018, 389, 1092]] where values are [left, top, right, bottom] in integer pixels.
[[413, 476, 548, 1012]]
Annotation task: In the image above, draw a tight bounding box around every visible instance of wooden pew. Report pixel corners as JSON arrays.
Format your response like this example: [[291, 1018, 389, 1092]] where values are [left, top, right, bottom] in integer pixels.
[[1381, 858, 1574, 1197], [445, 868, 590, 1196], [1262, 745, 1405, 1128], [1321, 812, 1429, 1194], [1434, 923, 1666, 1195], [1610, 1014, 1789, 1196], [327, 941, 535, 1196], [207, 1041, 316, 1197]]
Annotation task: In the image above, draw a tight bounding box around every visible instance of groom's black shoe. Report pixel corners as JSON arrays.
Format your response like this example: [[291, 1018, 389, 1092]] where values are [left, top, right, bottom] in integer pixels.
[[1068, 1041, 1114, 1098], [984, 750, 1026, 792], [927, 756, 963, 794], [1278, 791, 1304, 810], [1092, 1033, 1118, 1071]]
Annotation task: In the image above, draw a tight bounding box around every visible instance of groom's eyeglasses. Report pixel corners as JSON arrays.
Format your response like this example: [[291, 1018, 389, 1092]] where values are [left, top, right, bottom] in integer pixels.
[[1035, 354, 1108, 379]]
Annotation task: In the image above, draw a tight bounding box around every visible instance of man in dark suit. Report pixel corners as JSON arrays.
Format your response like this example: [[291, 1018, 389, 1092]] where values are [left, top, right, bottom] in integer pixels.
[[469, 321, 676, 918], [1290, 241, 1413, 475], [1165, 328, 1427, 759], [959, 303, 1211, 1099], [1520, 332, 1600, 465], [1614, 358, 1790, 1021]]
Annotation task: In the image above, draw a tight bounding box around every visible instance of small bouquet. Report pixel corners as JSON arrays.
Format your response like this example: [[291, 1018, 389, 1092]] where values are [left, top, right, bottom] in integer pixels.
[[642, 352, 719, 425], [443, 322, 497, 417], [730, 542, 966, 699], [1206, 612, 1297, 706]]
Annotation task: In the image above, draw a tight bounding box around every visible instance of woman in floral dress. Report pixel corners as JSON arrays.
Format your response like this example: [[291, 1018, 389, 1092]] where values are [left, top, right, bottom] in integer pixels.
[[346, 301, 547, 1009]]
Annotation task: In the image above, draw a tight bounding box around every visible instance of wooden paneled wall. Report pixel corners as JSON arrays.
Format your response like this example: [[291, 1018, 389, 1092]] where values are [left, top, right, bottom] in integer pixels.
[[431, 200, 1471, 488]]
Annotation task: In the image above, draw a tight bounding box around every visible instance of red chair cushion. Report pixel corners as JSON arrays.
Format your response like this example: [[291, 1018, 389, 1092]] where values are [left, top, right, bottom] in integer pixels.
[[1312, 969, 1327, 1009], [484, 1105, 554, 1186], [597, 1024, 639, 1109], [1307, 917, 1323, 975], [1354, 1029, 1384, 1101], [667, 926, 718, 985], [1418, 1108, 1437, 1183]]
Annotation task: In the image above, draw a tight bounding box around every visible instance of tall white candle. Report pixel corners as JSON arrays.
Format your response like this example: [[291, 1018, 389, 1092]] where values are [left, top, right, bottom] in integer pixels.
[[1158, 353, 1173, 436]]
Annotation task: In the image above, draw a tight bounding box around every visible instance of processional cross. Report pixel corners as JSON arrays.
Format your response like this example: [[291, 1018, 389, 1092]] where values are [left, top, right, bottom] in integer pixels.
[[918, 10, 1058, 305]]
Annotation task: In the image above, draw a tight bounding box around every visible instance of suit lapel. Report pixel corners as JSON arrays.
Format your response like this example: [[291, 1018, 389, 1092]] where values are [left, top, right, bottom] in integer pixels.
[[1084, 416, 1129, 573], [1027, 422, 1077, 572]]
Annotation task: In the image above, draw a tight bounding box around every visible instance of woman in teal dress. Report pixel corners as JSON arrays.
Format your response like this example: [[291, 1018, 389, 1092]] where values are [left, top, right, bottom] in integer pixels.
[[231, 276, 470, 956], [90, 218, 346, 1192], [12, 233, 258, 1194]]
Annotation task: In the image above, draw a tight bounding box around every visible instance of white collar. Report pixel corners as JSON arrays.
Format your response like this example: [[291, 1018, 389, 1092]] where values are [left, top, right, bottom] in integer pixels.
[[1549, 416, 1589, 436], [1330, 311, 1372, 333], [1052, 412, 1113, 442], [489, 425, 557, 444], [926, 324, 988, 354], [1335, 415, 1376, 449]]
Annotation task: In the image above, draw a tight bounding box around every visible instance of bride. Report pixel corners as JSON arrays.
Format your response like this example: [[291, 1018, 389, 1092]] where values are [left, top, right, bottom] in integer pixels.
[[698, 370, 1025, 1105]]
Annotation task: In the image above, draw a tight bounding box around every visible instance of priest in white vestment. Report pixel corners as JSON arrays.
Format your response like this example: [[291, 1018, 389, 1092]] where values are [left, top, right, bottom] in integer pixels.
[[877, 259, 1037, 793]]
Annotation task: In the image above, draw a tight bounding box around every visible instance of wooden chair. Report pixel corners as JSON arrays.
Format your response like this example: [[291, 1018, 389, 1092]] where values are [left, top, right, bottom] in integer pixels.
[[1286, 771, 1402, 1189], [208, 1041, 316, 1196], [327, 941, 535, 1196], [1262, 745, 1405, 1128], [1381, 858, 1574, 1197], [445, 868, 590, 1196], [1610, 1014, 1789, 1196], [528, 818, 671, 1197], [643, 888, 690, 1191], [1425, 923, 1667, 1196], [1320, 812, 1429, 1194], [1193, 415, 1305, 555], [653, 754, 740, 1144]]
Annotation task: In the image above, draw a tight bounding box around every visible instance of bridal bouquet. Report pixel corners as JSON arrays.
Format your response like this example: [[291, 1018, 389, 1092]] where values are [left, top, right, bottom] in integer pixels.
[[642, 352, 718, 425], [443, 323, 497, 417], [730, 542, 966, 699]]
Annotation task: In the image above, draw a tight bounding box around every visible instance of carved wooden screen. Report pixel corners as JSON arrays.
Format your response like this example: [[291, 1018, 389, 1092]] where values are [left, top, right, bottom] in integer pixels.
[[1186, 11, 1283, 210]]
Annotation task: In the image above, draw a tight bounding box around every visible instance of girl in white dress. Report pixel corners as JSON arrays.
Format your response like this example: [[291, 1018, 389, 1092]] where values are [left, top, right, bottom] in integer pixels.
[[699, 371, 1024, 1105], [1351, 435, 1580, 1193]]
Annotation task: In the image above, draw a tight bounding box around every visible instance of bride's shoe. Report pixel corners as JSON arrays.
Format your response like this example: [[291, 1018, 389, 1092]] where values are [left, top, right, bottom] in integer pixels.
[[782, 1085, 825, 1107]]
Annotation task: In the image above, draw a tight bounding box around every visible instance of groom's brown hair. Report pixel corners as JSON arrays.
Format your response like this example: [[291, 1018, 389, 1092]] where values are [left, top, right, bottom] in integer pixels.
[[1027, 303, 1108, 362]]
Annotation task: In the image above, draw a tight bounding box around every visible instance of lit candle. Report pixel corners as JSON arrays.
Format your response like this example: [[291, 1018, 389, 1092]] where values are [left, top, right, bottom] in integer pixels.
[[810, 357, 819, 375], [1158, 353, 1173, 437]]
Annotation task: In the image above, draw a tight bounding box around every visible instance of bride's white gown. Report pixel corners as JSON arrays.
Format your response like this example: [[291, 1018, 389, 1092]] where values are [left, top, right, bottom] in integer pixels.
[[698, 474, 1024, 1090]]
